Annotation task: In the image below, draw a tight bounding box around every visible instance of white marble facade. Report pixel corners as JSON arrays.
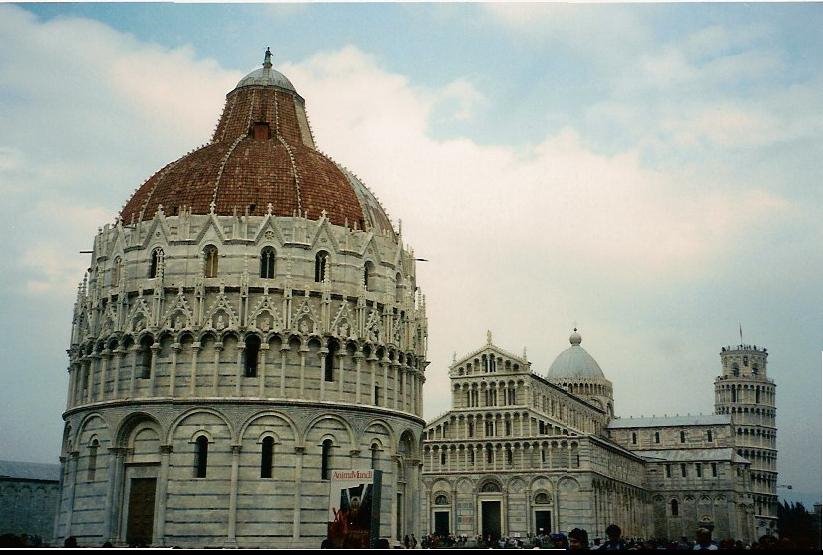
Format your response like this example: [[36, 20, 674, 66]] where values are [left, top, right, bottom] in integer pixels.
[[54, 207, 428, 548], [422, 331, 776, 543]]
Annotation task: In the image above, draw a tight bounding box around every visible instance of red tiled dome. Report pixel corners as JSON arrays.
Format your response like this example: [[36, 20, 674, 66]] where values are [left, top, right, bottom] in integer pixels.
[[120, 51, 394, 236]]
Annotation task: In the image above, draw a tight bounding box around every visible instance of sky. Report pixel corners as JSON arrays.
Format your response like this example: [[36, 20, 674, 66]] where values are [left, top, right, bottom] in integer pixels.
[[0, 2, 821, 506]]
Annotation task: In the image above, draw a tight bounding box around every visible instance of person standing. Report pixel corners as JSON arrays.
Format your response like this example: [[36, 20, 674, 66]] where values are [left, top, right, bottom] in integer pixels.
[[597, 524, 626, 550], [692, 528, 718, 551]]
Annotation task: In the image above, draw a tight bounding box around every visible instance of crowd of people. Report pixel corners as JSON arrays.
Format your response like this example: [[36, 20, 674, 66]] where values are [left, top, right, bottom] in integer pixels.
[[415, 524, 816, 550]]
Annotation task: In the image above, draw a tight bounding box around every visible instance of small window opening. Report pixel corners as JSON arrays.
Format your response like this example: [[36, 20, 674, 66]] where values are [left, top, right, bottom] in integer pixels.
[[245, 335, 261, 377], [321, 439, 332, 480], [87, 440, 99, 481], [195, 436, 209, 478], [325, 339, 338, 382], [260, 247, 275, 278], [140, 336, 153, 379], [203, 245, 218, 278], [149, 248, 163, 279], [315, 251, 328, 282], [371, 444, 380, 470], [261, 437, 274, 478]]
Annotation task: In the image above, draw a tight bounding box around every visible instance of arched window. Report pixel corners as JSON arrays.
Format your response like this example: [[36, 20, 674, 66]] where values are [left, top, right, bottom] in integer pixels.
[[732, 363, 740, 377], [707, 430, 713, 442], [315, 251, 329, 283], [371, 443, 380, 470], [149, 248, 163, 279], [111, 257, 122, 286], [374, 385, 381, 406], [680, 431, 686, 443], [139, 336, 154, 379], [260, 247, 275, 279], [731, 388, 737, 403], [364, 261, 375, 291], [755, 388, 761, 403], [245, 335, 261, 377], [631, 432, 637, 445], [195, 435, 209, 478], [440, 451, 446, 466], [654, 431, 660, 444], [87, 439, 99, 481], [486, 447, 493, 464], [480, 480, 500, 493], [321, 439, 333, 480], [325, 339, 338, 382], [261, 436, 274, 478], [203, 245, 218, 278], [670, 499, 679, 516]]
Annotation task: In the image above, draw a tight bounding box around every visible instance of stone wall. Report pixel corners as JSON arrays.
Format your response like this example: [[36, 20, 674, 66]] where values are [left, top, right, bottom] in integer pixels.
[[0, 479, 60, 544]]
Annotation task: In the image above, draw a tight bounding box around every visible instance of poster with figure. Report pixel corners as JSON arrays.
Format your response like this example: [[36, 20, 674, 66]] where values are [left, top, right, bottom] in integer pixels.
[[327, 469, 382, 548]]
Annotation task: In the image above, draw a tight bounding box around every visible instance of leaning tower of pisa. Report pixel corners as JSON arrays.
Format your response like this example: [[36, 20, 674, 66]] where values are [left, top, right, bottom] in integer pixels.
[[714, 342, 778, 538]]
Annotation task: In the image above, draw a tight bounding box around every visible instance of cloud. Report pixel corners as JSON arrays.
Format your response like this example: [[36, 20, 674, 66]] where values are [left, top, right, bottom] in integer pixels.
[[481, 3, 651, 61], [0, 5, 240, 296], [439, 79, 486, 121], [284, 48, 791, 282], [0, 3, 819, 500]]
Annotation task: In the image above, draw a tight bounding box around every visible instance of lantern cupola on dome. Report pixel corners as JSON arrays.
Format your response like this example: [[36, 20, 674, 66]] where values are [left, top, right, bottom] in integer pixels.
[[119, 49, 395, 238]]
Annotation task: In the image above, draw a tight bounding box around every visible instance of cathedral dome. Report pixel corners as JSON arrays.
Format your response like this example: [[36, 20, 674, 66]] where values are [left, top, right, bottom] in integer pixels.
[[119, 48, 394, 237], [547, 329, 606, 380]]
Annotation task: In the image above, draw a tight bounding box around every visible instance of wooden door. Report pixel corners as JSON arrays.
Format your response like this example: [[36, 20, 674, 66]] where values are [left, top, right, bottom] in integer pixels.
[[126, 477, 156, 546]]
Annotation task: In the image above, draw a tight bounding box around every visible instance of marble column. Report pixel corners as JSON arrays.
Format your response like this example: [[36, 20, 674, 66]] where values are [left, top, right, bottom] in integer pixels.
[[189, 343, 200, 397], [354, 353, 363, 404], [64, 451, 79, 537], [153, 445, 172, 546], [102, 448, 120, 542], [212, 342, 222, 396], [99, 351, 110, 401], [169, 344, 179, 397], [148, 343, 159, 397], [292, 447, 305, 540], [226, 445, 241, 547], [280, 346, 288, 397], [235, 343, 244, 397], [113, 349, 124, 400], [258, 344, 269, 397]]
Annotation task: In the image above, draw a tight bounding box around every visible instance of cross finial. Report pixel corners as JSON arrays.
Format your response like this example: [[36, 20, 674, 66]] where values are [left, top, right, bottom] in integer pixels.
[[263, 47, 273, 69], [267, 202, 273, 215]]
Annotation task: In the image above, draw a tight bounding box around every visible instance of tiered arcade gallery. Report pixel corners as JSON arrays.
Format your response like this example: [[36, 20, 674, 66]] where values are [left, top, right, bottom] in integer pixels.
[[55, 51, 428, 548]]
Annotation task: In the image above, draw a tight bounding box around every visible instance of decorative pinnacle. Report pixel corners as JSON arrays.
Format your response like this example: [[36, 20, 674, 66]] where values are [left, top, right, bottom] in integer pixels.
[[486, 330, 492, 345], [263, 47, 273, 69]]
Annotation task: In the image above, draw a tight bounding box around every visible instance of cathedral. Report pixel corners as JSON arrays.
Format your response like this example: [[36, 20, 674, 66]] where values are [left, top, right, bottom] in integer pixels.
[[53, 50, 778, 548], [421, 329, 778, 543], [54, 50, 427, 548]]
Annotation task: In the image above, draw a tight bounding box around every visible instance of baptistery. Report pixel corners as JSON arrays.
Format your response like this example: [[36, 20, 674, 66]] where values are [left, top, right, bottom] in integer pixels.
[[54, 49, 428, 548]]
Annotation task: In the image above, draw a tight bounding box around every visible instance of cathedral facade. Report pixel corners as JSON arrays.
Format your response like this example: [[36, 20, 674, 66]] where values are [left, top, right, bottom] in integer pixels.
[[54, 51, 428, 548], [421, 330, 777, 543]]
